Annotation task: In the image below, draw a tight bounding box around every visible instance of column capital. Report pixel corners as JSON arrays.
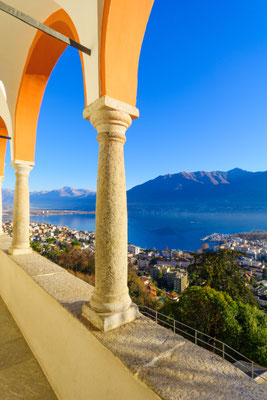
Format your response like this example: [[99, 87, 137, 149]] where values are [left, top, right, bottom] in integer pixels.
[[11, 160, 34, 175], [83, 95, 139, 143]]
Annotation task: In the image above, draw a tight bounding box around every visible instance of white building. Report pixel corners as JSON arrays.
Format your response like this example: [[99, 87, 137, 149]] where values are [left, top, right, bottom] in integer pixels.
[[128, 244, 141, 255]]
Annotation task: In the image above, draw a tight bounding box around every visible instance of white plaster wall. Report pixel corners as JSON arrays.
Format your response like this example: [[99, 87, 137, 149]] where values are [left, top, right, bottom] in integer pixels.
[[0, 85, 13, 159]]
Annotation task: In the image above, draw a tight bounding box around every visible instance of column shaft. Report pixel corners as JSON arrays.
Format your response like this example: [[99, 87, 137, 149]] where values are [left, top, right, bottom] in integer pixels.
[[9, 162, 33, 255], [92, 129, 130, 312]]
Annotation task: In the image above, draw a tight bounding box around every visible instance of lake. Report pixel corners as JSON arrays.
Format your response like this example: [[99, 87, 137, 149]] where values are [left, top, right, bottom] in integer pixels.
[[29, 212, 267, 252]]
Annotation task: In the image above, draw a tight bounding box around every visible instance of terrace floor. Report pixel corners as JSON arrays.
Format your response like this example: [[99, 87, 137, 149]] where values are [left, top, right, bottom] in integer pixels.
[[0, 296, 57, 399]]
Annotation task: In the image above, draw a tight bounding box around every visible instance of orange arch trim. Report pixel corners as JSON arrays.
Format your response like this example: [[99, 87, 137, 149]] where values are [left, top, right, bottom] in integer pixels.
[[101, 0, 154, 106], [0, 117, 8, 176], [14, 9, 87, 162]]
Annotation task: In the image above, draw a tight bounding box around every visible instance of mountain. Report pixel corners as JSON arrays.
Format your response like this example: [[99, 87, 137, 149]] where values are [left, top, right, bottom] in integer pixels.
[[127, 168, 267, 213], [3, 169, 267, 212], [30, 187, 96, 210], [2, 189, 15, 209], [2, 186, 96, 211]]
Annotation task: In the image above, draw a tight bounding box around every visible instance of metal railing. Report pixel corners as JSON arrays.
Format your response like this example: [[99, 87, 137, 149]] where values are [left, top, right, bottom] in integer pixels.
[[138, 305, 267, 382]]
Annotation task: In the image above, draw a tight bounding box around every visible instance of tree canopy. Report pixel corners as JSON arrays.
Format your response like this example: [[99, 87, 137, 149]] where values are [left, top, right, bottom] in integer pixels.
[[128, 267, 157, 308], [162, 286, 267, 367], [162, 286, 241, 345], [188, 250, 256, 305]]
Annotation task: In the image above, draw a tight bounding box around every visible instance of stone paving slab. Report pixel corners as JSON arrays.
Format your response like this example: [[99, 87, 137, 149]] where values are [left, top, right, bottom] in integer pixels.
[[0, 358, 57, 400], [0, 297, 57, 399], [0, 305, 22, 346], [0, 338, 32, 370]]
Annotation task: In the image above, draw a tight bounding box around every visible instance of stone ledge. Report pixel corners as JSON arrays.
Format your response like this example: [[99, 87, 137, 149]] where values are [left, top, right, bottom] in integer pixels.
[[0, 235, 266, 400]]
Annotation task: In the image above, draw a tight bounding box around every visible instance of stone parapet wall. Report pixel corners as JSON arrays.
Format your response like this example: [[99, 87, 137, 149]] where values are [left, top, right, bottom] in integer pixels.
[[0, 235, 266, 400]]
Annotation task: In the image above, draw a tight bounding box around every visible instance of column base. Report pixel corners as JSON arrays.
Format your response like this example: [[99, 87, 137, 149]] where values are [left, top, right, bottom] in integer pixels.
[[82, 302, 140, 332], [8, 247, 33, 256]]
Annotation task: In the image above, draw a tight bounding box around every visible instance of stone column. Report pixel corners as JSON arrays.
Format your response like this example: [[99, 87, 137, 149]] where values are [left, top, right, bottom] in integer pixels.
[[0, 176, 4, 235], [82, 95, 139, 331], [8, 161, 34, 255]]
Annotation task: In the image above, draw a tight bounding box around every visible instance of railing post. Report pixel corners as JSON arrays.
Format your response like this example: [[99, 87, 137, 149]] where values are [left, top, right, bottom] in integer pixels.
[[195, 330, 197, 345], [173, 319, 175, 333], [251, 361, 254, 379], [155, 310, 158, 324], [222, 343, 225, 359]]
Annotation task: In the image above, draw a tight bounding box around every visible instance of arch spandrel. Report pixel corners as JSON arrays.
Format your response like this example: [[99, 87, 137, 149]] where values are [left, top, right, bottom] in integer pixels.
[[57, 0, 101, 105], [101, 0, 154, 106], [0, 1, 59, 125], [14, 9, 87, 163]]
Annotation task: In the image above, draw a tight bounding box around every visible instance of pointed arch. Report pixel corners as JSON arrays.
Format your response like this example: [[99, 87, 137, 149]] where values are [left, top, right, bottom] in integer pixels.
[[14, 9, 87, 163]]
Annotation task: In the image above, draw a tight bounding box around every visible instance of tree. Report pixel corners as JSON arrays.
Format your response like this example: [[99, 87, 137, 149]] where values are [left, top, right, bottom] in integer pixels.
[[188, 250, 256, 305], [47, 238, 56, 244], [72, 240, 81, 247], [162, 286, 240, 345], [57, 248, 95, 275], [155, 270, 164, 288], [263, 268, 267, 280], [128, 268, 157, 308], [150, 257, 158, 266], [31, 240, 42, 253], [59, 241, 67, 250], [260, 254, 267, 263], [161, 286, 267, 367], [235, 302, 267, 366]]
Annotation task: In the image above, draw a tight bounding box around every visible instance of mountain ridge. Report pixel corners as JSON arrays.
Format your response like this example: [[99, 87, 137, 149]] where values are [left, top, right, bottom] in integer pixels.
[[3, 168, 267, 212], [2, 186, 96, 210], [126, 168, 267, 212]]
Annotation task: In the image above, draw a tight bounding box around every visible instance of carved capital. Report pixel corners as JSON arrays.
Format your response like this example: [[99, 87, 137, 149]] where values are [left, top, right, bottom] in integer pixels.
[[83, 95, 139, 144], [11, 160, 34, 176]]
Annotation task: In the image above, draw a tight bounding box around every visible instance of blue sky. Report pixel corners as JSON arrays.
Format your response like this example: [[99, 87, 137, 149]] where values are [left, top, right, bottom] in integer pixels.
[[4, 0, 267, 191]]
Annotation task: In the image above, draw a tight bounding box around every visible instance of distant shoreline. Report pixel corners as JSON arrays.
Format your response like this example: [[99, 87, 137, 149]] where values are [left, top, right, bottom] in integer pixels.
[[3, 209, 96, 217], [4, 211, 267, 251]]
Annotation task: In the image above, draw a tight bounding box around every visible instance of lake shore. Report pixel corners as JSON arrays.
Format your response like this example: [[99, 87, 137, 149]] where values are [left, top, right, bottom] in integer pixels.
[[3, 209, 96, 217], [23, 211, 267, 252]]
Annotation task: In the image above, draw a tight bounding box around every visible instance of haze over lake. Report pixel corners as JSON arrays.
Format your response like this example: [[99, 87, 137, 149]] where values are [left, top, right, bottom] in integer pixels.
[[29, 212, 267, 252]]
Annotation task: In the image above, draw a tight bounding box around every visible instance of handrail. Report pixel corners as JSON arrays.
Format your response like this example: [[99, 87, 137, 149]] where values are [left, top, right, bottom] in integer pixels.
[[138, 305, 267, 382]]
